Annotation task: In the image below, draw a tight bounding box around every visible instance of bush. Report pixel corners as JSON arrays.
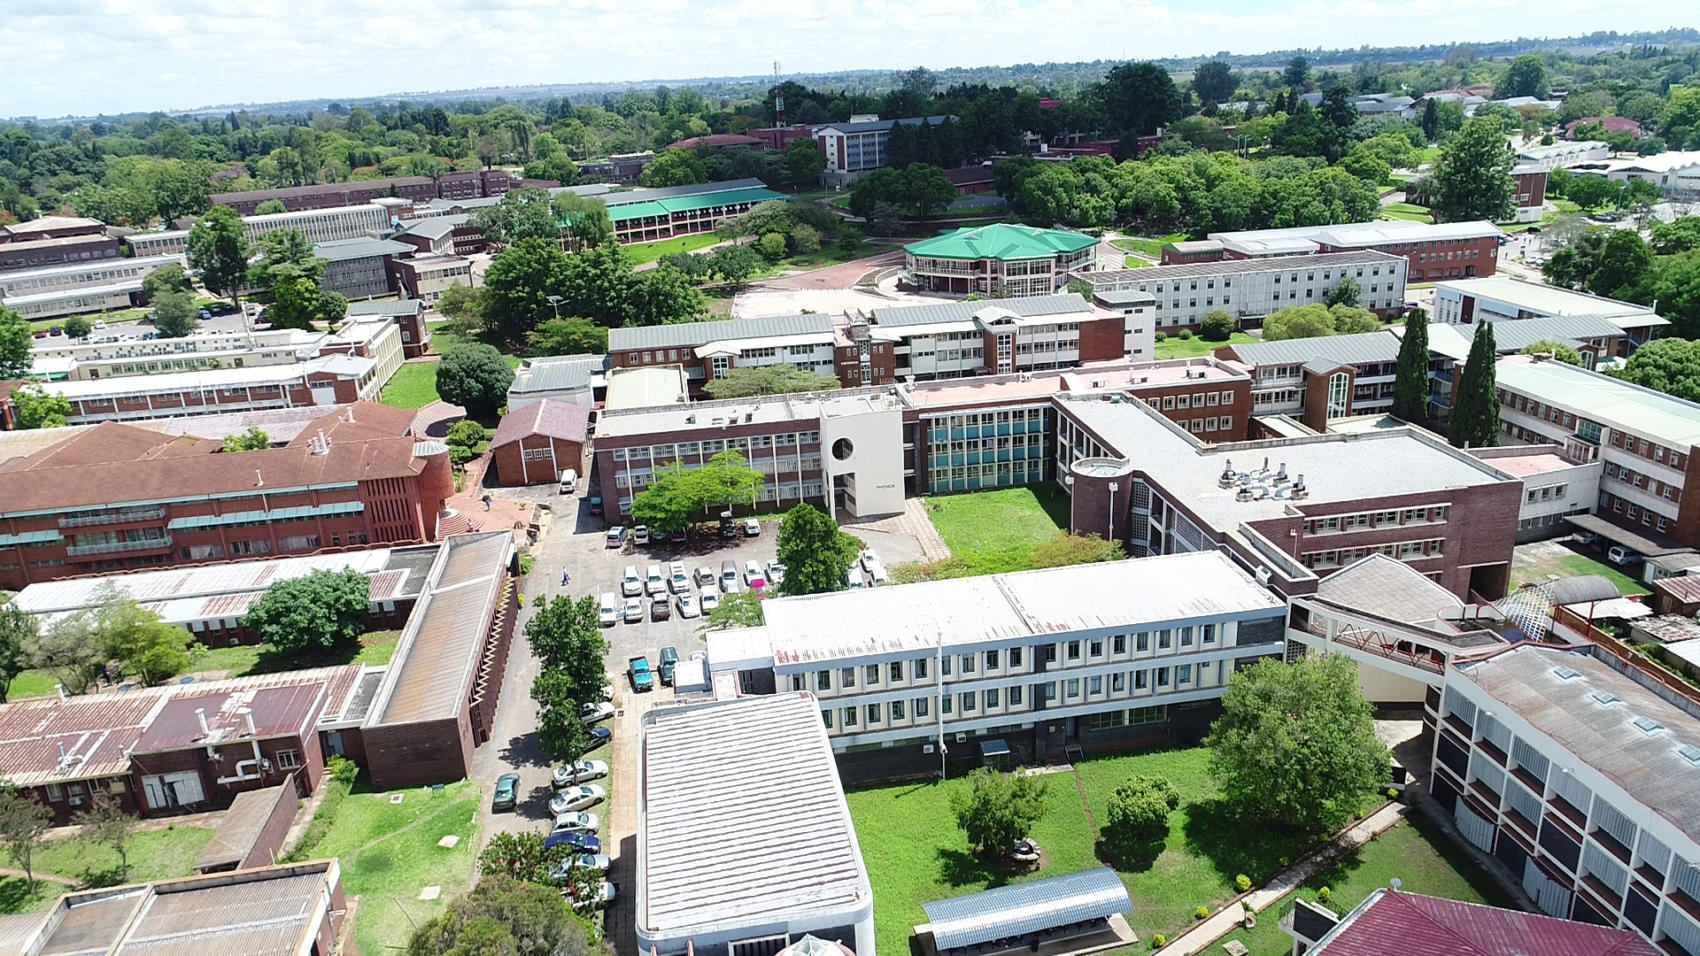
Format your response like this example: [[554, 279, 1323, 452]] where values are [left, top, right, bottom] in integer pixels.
[[1195, 905, 1210, 920], [1153, 331, 1167, 342], [1177, 330, 1192, 340], [1235, 874, 1252, 892], [445, 420, 488, 449], [326, 755, 359, 784], [1150, 934, 1167, 949], [1201, 310, 1235, 342], [1317, 886, 1332, 904]]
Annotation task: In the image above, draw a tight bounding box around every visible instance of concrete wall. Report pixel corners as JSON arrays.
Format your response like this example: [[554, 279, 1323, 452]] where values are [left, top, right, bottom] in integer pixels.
[[823, 406, 905, 519]]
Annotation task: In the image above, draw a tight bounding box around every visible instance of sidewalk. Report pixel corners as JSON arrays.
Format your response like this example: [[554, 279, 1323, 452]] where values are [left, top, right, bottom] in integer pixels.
[[846, 498, 952, 563], [1155, 801, 1409, 956]]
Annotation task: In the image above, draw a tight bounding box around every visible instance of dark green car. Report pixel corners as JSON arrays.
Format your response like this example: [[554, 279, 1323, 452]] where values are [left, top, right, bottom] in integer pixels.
[[493, 772, 521, 812]]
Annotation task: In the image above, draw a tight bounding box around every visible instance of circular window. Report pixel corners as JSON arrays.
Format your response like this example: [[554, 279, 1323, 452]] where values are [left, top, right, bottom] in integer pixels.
[[832, 437, 855, 461]]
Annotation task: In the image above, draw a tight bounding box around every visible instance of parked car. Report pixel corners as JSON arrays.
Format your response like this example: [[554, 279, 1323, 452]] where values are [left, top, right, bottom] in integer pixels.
[[659, 646, 680, 685], [598, 593, 619, 627], [553, 759, 609, 788], [492, 772, 521, 812], [767, 561, 787, 586], [745, 560, 765, 586], [623, 597, 644, 623], [544, 830, 601, 853], [579, 701, 615, 723], [586, 725, 612, 748], [847, 566, 865, 589], [605, 526, 627, 549], [92, 319, 107, 330], [589, 496, 604, 516], [621, 566, 643, 597], [743, 518, 761, 537], [860, 548, 881, 571], [690, 650, 708, 662], [667, 529, 688, 544], [549, 785, 606, 815], [677, 593, 699, 618], [550, 811, 600, 834], [559, 469, 578, 494], [669, 562, 690, 594], [868, 560, 890, 587], [646, 564, 666, 595], [699, 590, 720, 613], [547, 853, 612, 880], [719, 511, 738, 539], [629, 656, 655, 691], [633, 525, 651, 546], [1608, 545, 1640, 566], [721, 561, 739, 590], [695, 565, 717, 587], [569, 882, 617, 913], [723, 577, 741, 596], [650, 594, 671, 621]]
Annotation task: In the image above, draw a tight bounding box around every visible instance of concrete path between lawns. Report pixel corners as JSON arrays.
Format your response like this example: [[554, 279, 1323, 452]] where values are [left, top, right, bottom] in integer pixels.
[[1154, 800, 1409, 956]]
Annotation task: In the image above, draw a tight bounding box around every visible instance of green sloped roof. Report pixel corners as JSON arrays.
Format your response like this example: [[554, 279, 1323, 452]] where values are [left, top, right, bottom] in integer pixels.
[[904, 223, 1099, 261], [606, 186, 790, 223]]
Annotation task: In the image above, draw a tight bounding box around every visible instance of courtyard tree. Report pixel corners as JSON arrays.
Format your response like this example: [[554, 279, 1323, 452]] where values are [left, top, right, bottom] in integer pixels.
[[1518, 341, 1584, 366], [1206, 654, 1388, 834], [405, 874, 599, 956], [532, 669, 592, 763], [221, 425, 272, 452], [141, 262, 192, 299], [151, 289, 200, 338], [478, 830, 572, 884], [11, 384, 72, 429], [61, 315, 92, 340], [527, 318, 608, 357], [775, 504, 861, 597], [0, 307, 30, 379], [186, 206, 251, 307], [1262, 305, 1337, 341], [77, 795, 133, 881], [1448, 321, 1501, 448], [0, 605, 35, 703], [1392, 308, 1430, 423], [97, 593, 194, 686], [1428, 118, 1515, 223], [949, 766, 1051, 855], [710, 244, 760, 289], [1323, 277, 1361, 308], [244, 569, 373, 655], [1612, 338, 1700, 403], [436, 343, 516, 419], [0, 783, 52, 896], [1101, 775, 1180, 863], [631, 452, 764, 535], [703, 364, 842, 400], [1200, 311, 1235, 342], [524, 595, 608, 700], [24, 606, 106, 694]]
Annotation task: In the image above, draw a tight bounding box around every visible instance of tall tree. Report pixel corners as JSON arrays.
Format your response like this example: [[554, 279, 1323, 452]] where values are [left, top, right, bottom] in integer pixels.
[[186, 206, 252, 308], [11, 384, 71, 430], [141, 263, 192, 299], [904, 164, 958, 219], [1613, 338, 1700, 402], [775, 503, 861, 597], [244, 569, 372, 656], [1191, 61, 1239, 109], [0, 306, 32, 380], [406, 875, 599, 956], [0, 605, 35, 703], [524, 595, 608, 699], [151, 289, 200, 338], [703, 364, 842, 399], [1428, 118, 1515, 223], [1207, 654, 1387, 834], [23, 604, 105, 693], [1448, 321, 1501, 449], [1282, 56, 1311, 91], [77, 795, 133, 881], [97, 594, 194, 686], [481, 238, 574, 345], [1096, 62, 1185, 137], [532, 668, 593, 763], [785, 138, 827, 189], [435, 343, 515, 419], [1589, 230, 1654, 300], [0, 786, 52, 897], [641, 149, 709, 188], [527, 318, 608, 357], [949, 767, 1050, 854], [1392, 307, 1431, 423], [1500, 55, 1550, 99]]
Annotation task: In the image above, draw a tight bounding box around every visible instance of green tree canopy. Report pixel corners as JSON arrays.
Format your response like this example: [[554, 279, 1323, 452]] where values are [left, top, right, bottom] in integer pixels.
[[949, 766, 1051, 854], [151, 289, 200, 338], [775, 503, 861, 597], [786, 138, 827, 188], [406, 875, 599, 956], [0, 307, 33, 380], [1500, 55, 1549, 99], [1207, 654, 1388, 834], [1428, 118, 1515, 223], [631, 451, 764, 534], [141, 263, 192, 300], [186, 206, 252, 306], [1613, 338, 1700, 402], [11, 384, 72, 430], [95, 592, 194, 686], [1262, 304, 1337, 341], [221, 425, 271, 452], [1191, 61, 1239, 108], [1448, 320, 1501, 449], [1323, 276, 1362, 308], [524, 595, 608, 700], [0, 785, 53, 898], [1518, 340, 1584, 366], [532, 668, 592, 763], [1102, 775, 1179, 864], [702, 364, 842, 400], [481, 238, 574, 344], [641, 149, 710, 188], [702, 591, 765, 632], [247, 228, 324, 295], [243, 569, 373, 655], [527, 318, 608, 357], [0, 605, 37, 703], [61, 316, 92, 340], [1392, 307, 1430, 423], [436, 343, 516, 419]]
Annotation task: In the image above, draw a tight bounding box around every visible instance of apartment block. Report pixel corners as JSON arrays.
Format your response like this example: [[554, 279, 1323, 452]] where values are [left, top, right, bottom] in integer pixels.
[[0, 254, 187, 321], [1197, 220, 1504, 282], [122, 229, 191, 258], [1216, 330, 1403, 430], [240, 203, 387, 245], [1078, 250, 1409, 331], [0, 233, 122, 273], [30, 325, 325, 381], [814, 115, 953, 186], [389, 253, 478, 304], [1434, 277, 1668, 354], [313, 236, 413, 300], [707, 551, 1288, 777], [859, 293, 1124, 381]]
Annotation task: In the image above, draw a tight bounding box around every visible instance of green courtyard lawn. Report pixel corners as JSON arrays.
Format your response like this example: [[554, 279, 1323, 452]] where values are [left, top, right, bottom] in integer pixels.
[[1121, 256, 1153, 269], [1381, 202, 1433, 223], [1510, 545, 1650, 596], [1154, 332, 1254, 361], [380, 362, 444, 409], [5, 669, 60, 700], [1213, 815, 1512, 955], [915, 486, 1070, 575], [0, 823, 217, 915], [627, 232, 723, 265], [288, 778, 480, 955], [1112, 234, 1186, 258], [850, 749, 1378, 954]]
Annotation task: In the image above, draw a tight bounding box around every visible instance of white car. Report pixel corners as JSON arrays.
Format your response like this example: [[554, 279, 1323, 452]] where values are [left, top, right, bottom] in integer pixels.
[[695, 565, 717, 586], [699, 590, 721, 613], [599, 683, 615, 702], [669, 562, 690, 594], [766, 561, 787, 586], [743, 518, 761, 537], [598, 593, 618, 627], [860, 548, 881, 571], [548, 853, 612, 880], [633, 525, 650, 545], [550, 811, 600, 834], [646, 564, 666, 596], [722, 577, 741, 595], [623, 597, 644, 623], [579, 701, 615, 723], [549, 785, 606, 815], [553, 759, 609, 787], [569, 881, 617, 913], [677, 592, 700, 618], [621, 566, 643, 597]]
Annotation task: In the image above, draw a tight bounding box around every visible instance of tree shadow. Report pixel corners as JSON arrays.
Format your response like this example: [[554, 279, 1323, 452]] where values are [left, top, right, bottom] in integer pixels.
[[1181, 797, 1317, 883], [1096, 834, 1166, 874], [0, 877, 34, 915], [936, 847, 1008, 890], [239, 640, 369, 677], [78, 865, 127, 889]]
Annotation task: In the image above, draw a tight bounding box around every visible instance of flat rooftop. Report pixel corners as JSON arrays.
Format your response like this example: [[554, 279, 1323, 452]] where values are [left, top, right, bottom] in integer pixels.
[[1058, 396, 1513, 532], [43, 357, 353, 401], [1496, 355, 1700, 447], [1480, 450, 1585, 479], [605, 365, 689, 412], [1209, 220, 1501, 256], [639, 693, 871, 941], [1439, 276, 1667, 328], [1085, 249, 1402, 285], [1455, 644, 1700, 849], [736, 550, 1284, 665], [597, 387, 902, 440]]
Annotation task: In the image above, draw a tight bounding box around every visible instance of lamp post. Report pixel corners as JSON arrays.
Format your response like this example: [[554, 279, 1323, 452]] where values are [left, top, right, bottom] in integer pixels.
[[546, 294, 562, 322]]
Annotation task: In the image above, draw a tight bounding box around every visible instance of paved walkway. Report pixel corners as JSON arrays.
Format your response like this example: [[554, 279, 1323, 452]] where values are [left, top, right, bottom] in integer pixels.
[[845, 498, 952, 563], [1154, 801, 1409, 956]]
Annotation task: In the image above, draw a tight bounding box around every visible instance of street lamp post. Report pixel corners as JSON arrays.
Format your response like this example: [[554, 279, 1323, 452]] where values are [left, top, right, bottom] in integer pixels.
[[546, 294, 563, 322]]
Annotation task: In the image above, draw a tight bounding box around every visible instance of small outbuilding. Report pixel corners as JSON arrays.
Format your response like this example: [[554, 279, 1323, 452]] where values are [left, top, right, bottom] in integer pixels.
[[488, 399, 591, 487], [914, 868, 1135, 956]]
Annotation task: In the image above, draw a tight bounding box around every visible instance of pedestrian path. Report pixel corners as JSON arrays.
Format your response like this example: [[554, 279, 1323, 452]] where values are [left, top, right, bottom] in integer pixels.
[[846, 498, 952, 563]]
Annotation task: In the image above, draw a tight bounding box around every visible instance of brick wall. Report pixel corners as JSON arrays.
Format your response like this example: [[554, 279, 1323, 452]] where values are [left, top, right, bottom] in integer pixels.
[[491, 435, 584, 487], [363, 717, 474, 790], [1077, 315, 1126, 363]]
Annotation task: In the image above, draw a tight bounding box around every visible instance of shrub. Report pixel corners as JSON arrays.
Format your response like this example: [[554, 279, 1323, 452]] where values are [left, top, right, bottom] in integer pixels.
[[1235, 874, 1252, 893], [1195, 906, 1210, 920], [1317, 886, 1332, 904], [326, 755, 359, 784], [1201, 310, 1235, 342], [1150, 934, 1167, 949], [1154, 331, 1167, 342], [1177, 330, 1193, 340]]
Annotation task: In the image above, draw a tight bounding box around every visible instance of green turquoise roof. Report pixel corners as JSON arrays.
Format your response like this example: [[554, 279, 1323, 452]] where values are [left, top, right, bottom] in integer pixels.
[[607, 186, 789, 223], [904, 223, 1099, 261]]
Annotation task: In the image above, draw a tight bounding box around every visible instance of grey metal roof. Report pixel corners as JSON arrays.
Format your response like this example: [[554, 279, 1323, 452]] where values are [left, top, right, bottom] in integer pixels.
[[346, 299, 423, 317], [601, 178, 771, 207], [1471, 315, 1626, 352], [394, 214, 469, 240], [1227, 330, 1401, 369], [1547, 574, 1626, 606], [1646, 551, 1700, 573], [1092, 289, 1156, 306], [1314, 554, 1464, 628], [1497, 358, 1700, 448], [313, 237, 415, 262], [609, 314, 834, 352], [639, 693, 872, 937], [819, 114, 952, 134], [922, 868, 1131, 951], [871, 293, 1093, 329], [1085, 249, 1401, 285], [1456, 644, 1700, 848], [511, 354, 607, 393]]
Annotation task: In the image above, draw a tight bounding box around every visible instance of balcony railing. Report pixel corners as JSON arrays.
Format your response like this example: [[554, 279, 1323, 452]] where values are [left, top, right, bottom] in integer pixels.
[[66, 534, 173, 557], [59, 507, 167, 529], [1296, 620, 1445, 675]]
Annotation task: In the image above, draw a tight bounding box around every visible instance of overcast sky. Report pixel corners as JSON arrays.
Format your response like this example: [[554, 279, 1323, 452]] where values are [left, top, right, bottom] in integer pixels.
[[1, 0, 1691, 118]]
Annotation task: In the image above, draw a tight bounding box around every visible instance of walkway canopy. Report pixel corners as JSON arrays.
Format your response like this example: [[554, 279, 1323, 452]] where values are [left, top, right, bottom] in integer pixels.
[[921, 868, 1131, 952]]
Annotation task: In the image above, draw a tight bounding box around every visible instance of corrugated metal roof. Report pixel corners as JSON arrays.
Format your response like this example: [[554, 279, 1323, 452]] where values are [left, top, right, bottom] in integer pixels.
[[196, 783, 292, 871], [601, 178, 771, 206], [12, 548, 398, 616], [1086, 249, 1400, 286], [1222, 330, 1401, 369], [1314, 554, 1465, 627], [871, 293, 1093, 329], [610, 314, 834, 352], [510, 354, 608, 394], [1311, 888, 1660, 956], [904, 223, 1098, 261], [1469, 314, 1626, 351], [607, 185, 788, 222], [346, 299, 423, 317], [313, 237, 414, 262], [37, 890, 145, 955], [367, 532, 511, 726], [922, 868, 1131, 951], [491, 399, 591, 447], [639, 694, 871, 937]]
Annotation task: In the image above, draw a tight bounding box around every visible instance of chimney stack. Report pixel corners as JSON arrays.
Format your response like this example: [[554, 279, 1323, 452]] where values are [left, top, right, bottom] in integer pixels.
[[196, 708, 209, 735]]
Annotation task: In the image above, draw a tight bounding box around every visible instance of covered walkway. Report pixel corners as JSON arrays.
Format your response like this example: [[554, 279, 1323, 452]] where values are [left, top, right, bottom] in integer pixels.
[[915, 868, 1135, 956]]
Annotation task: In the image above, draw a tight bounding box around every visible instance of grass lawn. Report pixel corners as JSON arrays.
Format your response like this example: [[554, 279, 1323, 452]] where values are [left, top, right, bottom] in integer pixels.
[[1510, 545, 1650, 596], [626, 232, 723, 265], [1381, 202, 1432, 223], [381, 362, 444, 409], [290, 779, 480, 955], [1122, 256, 1153, 269], [6, 669, 61, 700], [192, 630, 402, 679], [35, 823, 217, 887], [926, 486, 1068, 555], [1155, 332, 1254, 361], [849, 749, 1400, 954], [1416, 146, 1442, 166], [1214, 814, 1511, 955], [1112, 234, 1186, 258]]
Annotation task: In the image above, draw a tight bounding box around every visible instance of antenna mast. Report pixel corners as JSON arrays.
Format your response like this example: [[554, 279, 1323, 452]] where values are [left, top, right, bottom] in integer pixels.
[[773, 61, 786, 128]]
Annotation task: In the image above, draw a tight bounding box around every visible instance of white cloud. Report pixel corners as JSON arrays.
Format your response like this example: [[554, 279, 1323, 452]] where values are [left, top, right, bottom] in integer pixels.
[[0, 0, 1687, 117]]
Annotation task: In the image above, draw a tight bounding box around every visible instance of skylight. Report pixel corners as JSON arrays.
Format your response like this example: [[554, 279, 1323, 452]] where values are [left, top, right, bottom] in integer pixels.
[[1590, 690, 1621, 707], [1554, 666, 1581, 681], [1633, 716, 1665, 736], [1679, 745, 1700, 767]]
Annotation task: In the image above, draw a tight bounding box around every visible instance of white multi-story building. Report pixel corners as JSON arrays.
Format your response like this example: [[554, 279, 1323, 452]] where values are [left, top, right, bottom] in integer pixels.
[[708, 550, 1288, 771], [1078, 251, 1409, 330], [0, 255, 187, 321], [1516, 140, 1611, 171], [862, 294, 1107, 380], [122, 230, 191, 258], [390, 254, 478, 305], [1088, 289, 1158, 360], [1433, 277, 1668, 353], [814, 115, 952, 186], [240, 203, 387, 245], [30, 326, 326, 381]]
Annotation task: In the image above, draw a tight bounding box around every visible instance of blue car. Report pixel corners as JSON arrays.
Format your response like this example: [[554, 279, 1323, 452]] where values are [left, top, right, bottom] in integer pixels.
[[585, 726, 613, 750], [546, 830, 603, 853]]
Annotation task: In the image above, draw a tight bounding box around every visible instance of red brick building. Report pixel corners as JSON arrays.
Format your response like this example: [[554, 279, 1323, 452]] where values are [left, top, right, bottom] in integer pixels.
[[1198, 220, 1504, 281], [211, 172, 521, 215], [943, 165, 995, 196], [488, 399, 590, 486], [0, 403, 452, 590]]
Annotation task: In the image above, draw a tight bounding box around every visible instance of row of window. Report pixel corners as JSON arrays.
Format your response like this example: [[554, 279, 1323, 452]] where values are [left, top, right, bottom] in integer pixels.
[[1304, 506, 1450, 535], [820, 667, 1218, 731], [1302, 539, 1445, 568], [1605, 462, 1683, 505], [1600, 493, 1672, 534], [1146, 390, 1236, 411], [1526, 484, 1570, 504], [612, 434, 822, 462]]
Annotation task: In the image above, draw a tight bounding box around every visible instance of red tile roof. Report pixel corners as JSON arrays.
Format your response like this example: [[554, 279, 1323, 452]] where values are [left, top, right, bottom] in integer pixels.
[[491, 399, 590, 449], [1315, 891, 1660, 956]]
